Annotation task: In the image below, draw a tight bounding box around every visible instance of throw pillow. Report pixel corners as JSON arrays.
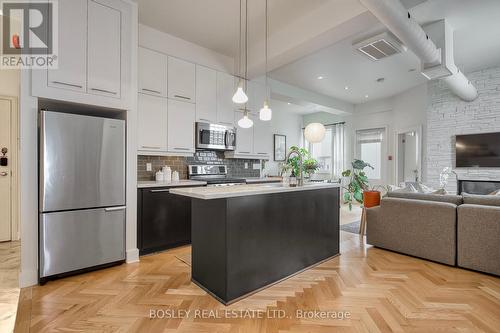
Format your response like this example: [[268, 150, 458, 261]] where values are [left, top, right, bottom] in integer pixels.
[[488, 189, 500, 196]]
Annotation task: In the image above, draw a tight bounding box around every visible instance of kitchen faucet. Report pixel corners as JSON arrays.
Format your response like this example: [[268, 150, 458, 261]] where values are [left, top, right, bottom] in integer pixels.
[[285, 147, 304, 186]]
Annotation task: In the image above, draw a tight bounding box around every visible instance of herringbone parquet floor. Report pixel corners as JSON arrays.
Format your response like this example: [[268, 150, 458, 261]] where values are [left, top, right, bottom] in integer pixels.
[[14, 231, 500, 332]]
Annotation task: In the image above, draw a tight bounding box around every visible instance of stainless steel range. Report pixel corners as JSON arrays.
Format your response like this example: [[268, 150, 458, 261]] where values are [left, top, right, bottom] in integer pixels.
[[188, 164, 246, 187]]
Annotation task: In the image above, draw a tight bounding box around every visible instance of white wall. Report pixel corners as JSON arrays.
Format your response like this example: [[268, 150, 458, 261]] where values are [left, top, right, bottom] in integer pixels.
[[427, 66, 500, 192], [0, 70, 20, 97], [139, 24, 234, 73], [303, 83, 428, 185], [265, 107, 303, 176]]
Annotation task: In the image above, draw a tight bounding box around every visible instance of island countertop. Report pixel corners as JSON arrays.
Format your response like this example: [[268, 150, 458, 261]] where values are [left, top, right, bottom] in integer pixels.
[[169, 182, 340, 200]]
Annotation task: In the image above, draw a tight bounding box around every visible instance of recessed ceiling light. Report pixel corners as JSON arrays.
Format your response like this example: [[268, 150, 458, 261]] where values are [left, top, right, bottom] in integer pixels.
[[317, 76, 324, 80], [344, 86, 349, 90], [365, 95, 369, 98], [287, 102, 291, 105]]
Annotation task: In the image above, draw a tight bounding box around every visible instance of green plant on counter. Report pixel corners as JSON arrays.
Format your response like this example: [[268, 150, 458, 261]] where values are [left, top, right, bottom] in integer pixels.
[[342, 159, 373, 210], [281, 146, 319, 177]]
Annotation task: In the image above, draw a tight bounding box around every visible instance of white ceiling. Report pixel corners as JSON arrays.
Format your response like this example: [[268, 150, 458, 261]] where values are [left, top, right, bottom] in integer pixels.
[[137, 0, 331, 57], [270, 0, 500, 104]]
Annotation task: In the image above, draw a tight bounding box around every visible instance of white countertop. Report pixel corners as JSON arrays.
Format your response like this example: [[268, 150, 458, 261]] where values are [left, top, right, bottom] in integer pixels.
[[244, 177, 282, 183], [137, 180, 207, 189], [170, 182, 340, 200]]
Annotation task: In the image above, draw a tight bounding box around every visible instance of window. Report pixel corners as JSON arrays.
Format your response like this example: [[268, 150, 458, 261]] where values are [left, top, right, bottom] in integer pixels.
[[356, 128, 385, 180], [303, 123, 345, 179]]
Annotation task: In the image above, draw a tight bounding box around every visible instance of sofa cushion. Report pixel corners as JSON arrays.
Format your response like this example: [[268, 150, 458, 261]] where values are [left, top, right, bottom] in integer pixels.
[[387, 191, 463, 205], [462, 192, 500, 207]]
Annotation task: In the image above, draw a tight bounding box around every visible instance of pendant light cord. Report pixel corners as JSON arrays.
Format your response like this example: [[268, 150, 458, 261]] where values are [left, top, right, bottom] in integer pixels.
[[238, 0, 242, 81], [265, 0, 269, 105], [245, 0, 248, 93]]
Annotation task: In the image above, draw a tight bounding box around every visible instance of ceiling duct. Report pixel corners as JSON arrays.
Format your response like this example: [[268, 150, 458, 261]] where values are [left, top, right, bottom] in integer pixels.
[[354, 32, 404, 61], [359, 0, 478, 102]]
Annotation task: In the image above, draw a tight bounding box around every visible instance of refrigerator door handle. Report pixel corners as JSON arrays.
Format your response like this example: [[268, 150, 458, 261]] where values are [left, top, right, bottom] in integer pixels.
[[104, 206, 127, 212]]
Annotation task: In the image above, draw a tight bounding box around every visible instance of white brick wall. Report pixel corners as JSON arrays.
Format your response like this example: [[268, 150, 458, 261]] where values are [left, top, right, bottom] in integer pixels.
[[426, 66, 500, 193]]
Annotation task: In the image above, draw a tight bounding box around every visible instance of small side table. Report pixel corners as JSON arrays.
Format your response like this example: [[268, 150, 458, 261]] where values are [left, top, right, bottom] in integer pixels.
[[358, 191, 382, 235]]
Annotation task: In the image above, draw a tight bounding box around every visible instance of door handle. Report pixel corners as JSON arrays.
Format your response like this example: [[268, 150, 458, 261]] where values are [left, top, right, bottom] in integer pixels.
[[173, 94, 191, 100], [0, 171, 8, 176], [104, 206, 126, 212], [91, 87, 118, 95], [50, 81, 83, 88], [141, 88, 161, 94], [150, 189, 170, 193]]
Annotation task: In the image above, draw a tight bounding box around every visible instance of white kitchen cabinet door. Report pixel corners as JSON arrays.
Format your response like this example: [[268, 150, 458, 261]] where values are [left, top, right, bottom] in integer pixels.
[[168, 57, 195, 103], [195, 65, 217, 123], [217, 72, 236, 126], [47, 0, 87, 92], [253, 116, 272, 158], [235, 111, 254, 154], [137, 94, 168, 152], [247, 81, 267, 113], [168, 100, 196, 153], [138, 47, 167, 97], [88, 0, 121, 98]]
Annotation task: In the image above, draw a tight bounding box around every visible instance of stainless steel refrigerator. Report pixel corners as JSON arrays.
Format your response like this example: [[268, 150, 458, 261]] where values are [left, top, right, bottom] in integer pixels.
[[39, 111, 126, 282]]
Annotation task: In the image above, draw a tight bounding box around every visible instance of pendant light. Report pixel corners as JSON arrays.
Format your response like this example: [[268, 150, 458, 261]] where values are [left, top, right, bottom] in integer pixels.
[[238, 109, 254, 128], [259, 0, 272, 121], [233, 0, 248, 105], [304, 123, 326, 143]]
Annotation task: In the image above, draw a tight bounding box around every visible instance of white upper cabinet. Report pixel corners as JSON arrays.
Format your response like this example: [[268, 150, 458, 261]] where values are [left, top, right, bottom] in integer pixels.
[[253, 117, 272, 157], [234, 111, 254, 154], [247, 81, 268, 113], [168, 100, 196, 153], [137, 94, 168, 153], [47, 0, 87, 92], [195, 65, 217, 123], [217, 72, 236, 126], [168, 57, 195, 103], [87, 0, 121, 98], [139, 47, 167, 97]]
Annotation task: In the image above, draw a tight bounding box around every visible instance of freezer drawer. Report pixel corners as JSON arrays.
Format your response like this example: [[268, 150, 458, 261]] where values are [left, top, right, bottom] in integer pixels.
[[40, 111, 125, 212], [40, 207, 125, 278]]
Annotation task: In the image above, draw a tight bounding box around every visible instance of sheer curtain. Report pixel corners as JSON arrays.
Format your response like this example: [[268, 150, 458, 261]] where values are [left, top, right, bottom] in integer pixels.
[[330, 123, 345, 179]]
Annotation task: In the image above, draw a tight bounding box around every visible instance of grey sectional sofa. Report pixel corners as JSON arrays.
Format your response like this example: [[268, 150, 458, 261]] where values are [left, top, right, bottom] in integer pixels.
[[366, 191, 500, 276]]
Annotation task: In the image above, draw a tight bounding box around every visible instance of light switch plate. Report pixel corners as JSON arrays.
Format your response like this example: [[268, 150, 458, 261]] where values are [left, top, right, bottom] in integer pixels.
[[253, 163, 260, 170], [146, 163, 152, 171]]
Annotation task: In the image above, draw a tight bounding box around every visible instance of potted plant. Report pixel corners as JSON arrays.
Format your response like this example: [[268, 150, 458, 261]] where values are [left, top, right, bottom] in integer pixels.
[[341, 159, 382, 210]]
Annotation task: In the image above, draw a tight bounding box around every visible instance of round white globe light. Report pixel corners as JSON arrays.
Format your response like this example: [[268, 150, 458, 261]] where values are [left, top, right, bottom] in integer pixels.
[[304, 123, 326, 143], [238, 114, 253, 128], [259, 103, 272, 121]]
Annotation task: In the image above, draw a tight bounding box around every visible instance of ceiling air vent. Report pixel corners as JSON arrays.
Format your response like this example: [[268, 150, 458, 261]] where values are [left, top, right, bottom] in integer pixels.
[[353, 32, 404, 61]]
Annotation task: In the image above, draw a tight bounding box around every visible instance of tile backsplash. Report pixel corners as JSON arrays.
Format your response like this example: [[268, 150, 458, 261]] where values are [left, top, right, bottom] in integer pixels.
[[138, 151, 261, 181]]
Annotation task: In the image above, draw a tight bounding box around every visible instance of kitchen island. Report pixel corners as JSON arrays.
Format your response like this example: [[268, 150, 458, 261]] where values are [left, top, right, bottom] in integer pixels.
[[170, 183, 340, 305]]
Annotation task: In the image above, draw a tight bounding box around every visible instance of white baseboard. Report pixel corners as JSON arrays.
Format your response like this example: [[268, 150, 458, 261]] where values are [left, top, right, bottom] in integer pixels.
[[19, 269, 38, 288], [126, 248, 140, 263]]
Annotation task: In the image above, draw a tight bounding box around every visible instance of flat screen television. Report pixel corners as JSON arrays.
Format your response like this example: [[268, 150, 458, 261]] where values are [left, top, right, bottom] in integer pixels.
[[456, 132, 500, 167]]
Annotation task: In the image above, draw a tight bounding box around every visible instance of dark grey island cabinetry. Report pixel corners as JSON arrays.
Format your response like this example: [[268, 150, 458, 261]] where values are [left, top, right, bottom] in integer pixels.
[[137, 181, 206, 255], [170, 183, 340, 304]]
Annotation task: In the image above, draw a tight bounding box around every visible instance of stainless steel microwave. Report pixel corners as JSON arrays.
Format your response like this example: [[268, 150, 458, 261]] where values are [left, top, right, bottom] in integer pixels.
[[195, 122, 236, 151]]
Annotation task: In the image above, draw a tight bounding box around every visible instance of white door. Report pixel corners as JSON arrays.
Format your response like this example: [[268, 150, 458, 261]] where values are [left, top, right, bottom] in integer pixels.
[[47, 0, 87, 92], [195, 65, 217, 123], [216, 72, 236, 126], [235, 111, 253, 155], [168, 100, 195, 153], [88, 0, 121, 98], [253, 116, 271, 158], [138, 47, 167, 97], [168, 57, 195, 103], [137, 94, 168, 153], [0, 99, 13, 241], [356, 128, 386, 186]]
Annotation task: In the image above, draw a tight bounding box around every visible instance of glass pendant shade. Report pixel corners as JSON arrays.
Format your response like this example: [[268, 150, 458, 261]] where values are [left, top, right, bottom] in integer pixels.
[[304, 123, 326, 143], [232, 85, 248, 104], [259, 102, 272, 121], [238, 112, 253, 128]]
